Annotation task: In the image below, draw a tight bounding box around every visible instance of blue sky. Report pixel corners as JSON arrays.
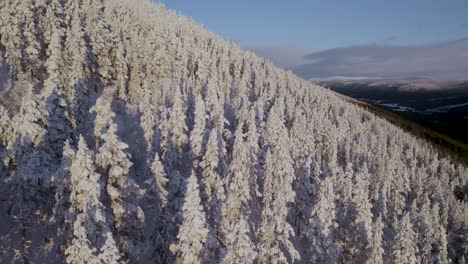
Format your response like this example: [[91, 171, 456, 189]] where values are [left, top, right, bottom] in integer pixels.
[[158, 0, 468, 52]]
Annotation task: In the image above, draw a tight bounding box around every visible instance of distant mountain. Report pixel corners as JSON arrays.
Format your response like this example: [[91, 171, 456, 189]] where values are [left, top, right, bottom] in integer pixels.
[[0, 1, 466, 263], [293, 38, 468, 79], [313, 77, 468, 91], [316, 77, 468, 144]]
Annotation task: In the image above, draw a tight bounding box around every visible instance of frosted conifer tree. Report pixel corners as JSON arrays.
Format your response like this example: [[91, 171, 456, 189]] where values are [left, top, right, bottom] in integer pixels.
[[65, 216, 100, 264], [222, 123, 257, 262], [259, 101, 300, 263], [418, 194, 435, 263], [95, 123, 144, 257], [172, 172, 210, 264], [20, 0, 43, 76], [52, 140, 74, 228], [148, 153, 169, 207], [66, 136, 118, 263], [99, 230, 123, 264], [190, 93, 207, 167], [200, 127, 226, 222], [139, 89, 156, 152], [0, 1, 22, 75], [368, 216, 384, 264], [13, 84, 47, 147], [90, 88, 116, 147], [168, 85, 189, 153], [222, 216, 257, 264], [63, 7, 89, 131], [391, 213, 418, 264], [0, 105, 13, 147], [115, 30, 129, 101], [307, 176, 340, 263], [345, 165, 373, 261]]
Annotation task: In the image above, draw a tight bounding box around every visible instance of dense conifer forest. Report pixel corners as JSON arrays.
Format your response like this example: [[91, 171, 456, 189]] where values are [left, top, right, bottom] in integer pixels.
[[0, 0, 466, 263]]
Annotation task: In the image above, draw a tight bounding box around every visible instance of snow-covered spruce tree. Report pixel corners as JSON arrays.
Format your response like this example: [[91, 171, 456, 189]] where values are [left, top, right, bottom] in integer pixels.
[[42, 0, 64, 48], [41, 23, 73, 157], [148, 153, 169, 209], [85, 2, 113, 86], [368, 216, 384, 264], [52, 140, 74, 234], [0, 1, 23, 76], [417, 194, 435, 263], [172, 172, 210, 264], [222, 215, 257, 264], [63, 7, 90, 132], [139, 86, 156, 152], [13, 82, 47, 148], [168, 84, 189, 154], [189, 93, 207, 168], [90, 88, 116, 147], [66, 136, 120, 263], [0, 105, 13, 148], [99, 230, 123, 264], [115, 30, 129, 101], [222, 123, 258, 263], [200, 127, 227, 211], [199, 126, 226, 260], [430, 203, 449, 264], [391, 213, 418, 264], [307, 176, 340, 263], [65, 215, 100, 264], [259, 101, 300, 263], [341, 165, 373, 262], [95, 123, 144, 258], [222, 122, 254, 228], [19, 0, 43, 77], [146, 152, 171, 262], [289, 111, 314, 235]]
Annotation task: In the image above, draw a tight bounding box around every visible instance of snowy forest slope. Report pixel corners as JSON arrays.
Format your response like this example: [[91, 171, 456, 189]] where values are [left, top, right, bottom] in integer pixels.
[[0, 0, 466, 263]]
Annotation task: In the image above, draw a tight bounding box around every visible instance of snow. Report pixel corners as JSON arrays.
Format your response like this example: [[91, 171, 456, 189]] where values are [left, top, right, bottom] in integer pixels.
[[0, 0, 465, 263]]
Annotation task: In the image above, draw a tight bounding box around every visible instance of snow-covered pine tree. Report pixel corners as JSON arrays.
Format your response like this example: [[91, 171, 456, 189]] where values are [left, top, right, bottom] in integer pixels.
[[95, 123, 144, 258], [115, 30, 129, 101], [66, 136, 119, 263], [139, 87, 156, 152], [190, 93, 207, 168], [199, 126, 226, 260], [99, 230, 123, 264], [146, 152, 171, 262], [13, 82, 47, 148], [391, 213, 418, 264], [222, 122, 258, 262], [172, 172, 210, 264], [368, 216, 384, 264], [222, 215, 257, 264], [0, 105, 13, 147], [20, 0, 43, 77], [65, 215, 100, 264], [168, 84, 189, 154], [62, 6, 90, 132], [90, 88, 116, 147], [259, 101, 300, 263], [307, 176, 340, 263]]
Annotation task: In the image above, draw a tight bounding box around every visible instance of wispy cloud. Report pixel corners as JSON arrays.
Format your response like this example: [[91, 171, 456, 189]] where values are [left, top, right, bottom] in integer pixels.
[[292, 38, 468, 80]]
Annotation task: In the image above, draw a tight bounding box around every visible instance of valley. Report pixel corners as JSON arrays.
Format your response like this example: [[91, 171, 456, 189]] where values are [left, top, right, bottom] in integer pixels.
[[315, 78, 468, 144]]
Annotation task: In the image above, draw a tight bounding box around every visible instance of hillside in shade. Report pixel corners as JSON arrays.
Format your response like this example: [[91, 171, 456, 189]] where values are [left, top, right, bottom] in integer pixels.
[[0, 0, 466, 263]]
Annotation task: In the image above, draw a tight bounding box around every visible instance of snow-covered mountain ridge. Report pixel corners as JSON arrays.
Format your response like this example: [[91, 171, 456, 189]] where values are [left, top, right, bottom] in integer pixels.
[[0, 0, 466, 263]]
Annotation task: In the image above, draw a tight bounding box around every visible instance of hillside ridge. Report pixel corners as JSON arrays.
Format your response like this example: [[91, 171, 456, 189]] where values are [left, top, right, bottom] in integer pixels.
[[0, 0, 466, 263]]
